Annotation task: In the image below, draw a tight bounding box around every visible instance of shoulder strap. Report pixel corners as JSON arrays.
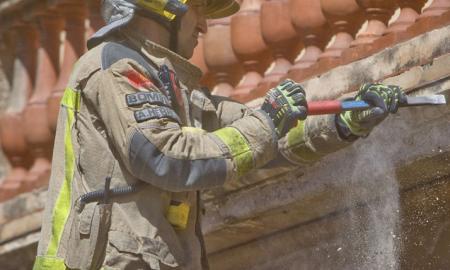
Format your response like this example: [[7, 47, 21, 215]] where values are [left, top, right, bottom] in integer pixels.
[[101, 42, 164, 89]]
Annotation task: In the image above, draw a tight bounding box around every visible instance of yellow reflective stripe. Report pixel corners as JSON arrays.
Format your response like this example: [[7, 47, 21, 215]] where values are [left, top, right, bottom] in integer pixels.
[[61, 87, 80, 111], [45, 88, 77, 257], [287, 120, 305, 147], [213, 127, 253, 177], [181, 126, 206, 134], [33, 256, 67, 270], [287, 121, 321, 162]]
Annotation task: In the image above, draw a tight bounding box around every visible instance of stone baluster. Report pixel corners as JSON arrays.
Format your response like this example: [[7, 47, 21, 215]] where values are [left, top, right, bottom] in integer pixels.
[[23, 11, 64, 191], [190, 34, 208, 73], [0, 31, 14, 111], [0, 28, 14, 81], [351, 0, 398, 47], [190, 34, 215, 89], [258, 0, 299, 91], [385, 0, 427, 34], [87, 0, 104, 38], [47, 2, 86, 132], [288, 0, 330, 79], [319, 0, 363, 59], [0, 32, 13, 182], [230, 0, 272, 101], [204, 18, 241, 97], [0, 23, 38, 201], [419, 0, 450, 18], [407, 0, 450, 36]]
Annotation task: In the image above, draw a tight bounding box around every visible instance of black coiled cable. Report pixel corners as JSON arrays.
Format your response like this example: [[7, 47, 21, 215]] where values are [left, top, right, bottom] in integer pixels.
[[77, 179, 143, 210]]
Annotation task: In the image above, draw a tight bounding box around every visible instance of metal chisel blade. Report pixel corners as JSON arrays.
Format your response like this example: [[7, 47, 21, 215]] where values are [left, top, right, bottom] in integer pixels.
[[405, 95, 447, 106]]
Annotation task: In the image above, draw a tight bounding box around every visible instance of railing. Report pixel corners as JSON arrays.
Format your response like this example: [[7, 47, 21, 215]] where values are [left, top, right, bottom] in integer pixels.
[[0, 0, 449, 202], [0, 0, 103, 201]]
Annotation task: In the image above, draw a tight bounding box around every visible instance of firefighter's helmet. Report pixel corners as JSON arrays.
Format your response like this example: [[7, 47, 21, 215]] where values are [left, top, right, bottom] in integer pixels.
[[87, 0, 239, 49]]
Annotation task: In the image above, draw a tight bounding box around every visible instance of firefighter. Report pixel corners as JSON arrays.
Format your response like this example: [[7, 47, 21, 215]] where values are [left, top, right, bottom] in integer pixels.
[[33, 0, 405, 269]]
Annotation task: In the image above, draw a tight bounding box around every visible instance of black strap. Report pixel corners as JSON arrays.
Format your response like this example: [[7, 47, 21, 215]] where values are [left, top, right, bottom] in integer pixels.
[[78, 182, 143, 210], [101, 42, 164, 90]]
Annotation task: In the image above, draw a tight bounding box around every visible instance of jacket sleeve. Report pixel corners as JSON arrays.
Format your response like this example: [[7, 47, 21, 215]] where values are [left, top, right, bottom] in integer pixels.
[[278, 115, 354, 165], [210, 94, 354, 166], [85, 59, 278, 192]]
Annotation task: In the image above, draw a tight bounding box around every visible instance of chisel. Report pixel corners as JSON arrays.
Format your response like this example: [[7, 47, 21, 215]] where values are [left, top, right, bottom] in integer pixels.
[[307, 95, 447, 115]]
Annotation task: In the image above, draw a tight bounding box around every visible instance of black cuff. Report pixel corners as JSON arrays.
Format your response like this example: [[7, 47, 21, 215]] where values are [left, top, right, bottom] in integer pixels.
[[335, 114, 359, 142]]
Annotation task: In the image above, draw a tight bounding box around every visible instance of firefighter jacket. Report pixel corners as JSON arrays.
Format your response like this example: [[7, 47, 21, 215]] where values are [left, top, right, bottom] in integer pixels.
[[33, 32, 351, 270]]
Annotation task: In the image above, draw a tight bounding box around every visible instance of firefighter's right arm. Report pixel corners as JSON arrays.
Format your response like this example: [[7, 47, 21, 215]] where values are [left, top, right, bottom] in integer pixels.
[[85, 58, 282, 192]]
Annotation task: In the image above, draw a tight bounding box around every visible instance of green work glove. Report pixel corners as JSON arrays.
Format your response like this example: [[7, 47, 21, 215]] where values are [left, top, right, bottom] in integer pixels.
[[260, 79, 307, 138], [338, 83, 406, 138]]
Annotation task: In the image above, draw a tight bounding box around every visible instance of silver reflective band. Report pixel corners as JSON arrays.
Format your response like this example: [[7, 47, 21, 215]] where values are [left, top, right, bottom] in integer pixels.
[[134, 106, 181, 123]]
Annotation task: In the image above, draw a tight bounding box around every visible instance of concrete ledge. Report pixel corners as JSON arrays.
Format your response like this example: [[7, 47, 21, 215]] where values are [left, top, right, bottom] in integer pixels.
[[208, 176, 450, 270], [0, 188, 46, 244], [0, 231, 38, 270]]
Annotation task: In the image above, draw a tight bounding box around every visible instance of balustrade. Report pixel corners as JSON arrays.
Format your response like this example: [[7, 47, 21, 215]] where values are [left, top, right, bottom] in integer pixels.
[[288, 0, 330, 79], [204, 18, 241, 97], [385, 0, 427, 34], [87, 0, 104, 37], [351, 0, 398, 46], [420, 0, 450, 18], [190, 33, 216, 89], [319, 0, 363, 60], [0, 30, 13, 111], [47, 2, 86, 132], [0, 21, 38, 201], [258, 0, 299, 91], [230, 0, 272, 101], [23, 8, 64, 191]]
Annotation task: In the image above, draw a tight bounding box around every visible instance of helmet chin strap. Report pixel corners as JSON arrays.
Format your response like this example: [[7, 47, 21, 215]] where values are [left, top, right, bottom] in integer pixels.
[[169, 17, 180, 53], [135, 8, 181, 54]]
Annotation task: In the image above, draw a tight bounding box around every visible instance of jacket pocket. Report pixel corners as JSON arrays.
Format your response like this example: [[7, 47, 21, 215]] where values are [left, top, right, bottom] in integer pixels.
[[64, 202, 112, 270], [104, 230, 160, 270], [104, 230, 178, 270]]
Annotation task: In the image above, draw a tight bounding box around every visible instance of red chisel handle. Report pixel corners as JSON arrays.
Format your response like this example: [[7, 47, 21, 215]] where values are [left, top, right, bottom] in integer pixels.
[[307, 100, 342, 115]]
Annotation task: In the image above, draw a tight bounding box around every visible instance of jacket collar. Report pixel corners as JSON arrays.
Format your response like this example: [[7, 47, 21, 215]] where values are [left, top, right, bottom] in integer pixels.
[[122, 31, 203, 90]]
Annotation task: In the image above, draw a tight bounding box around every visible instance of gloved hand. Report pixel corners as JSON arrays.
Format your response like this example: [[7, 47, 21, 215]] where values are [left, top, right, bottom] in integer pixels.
[[338, 83, 406, 137], [260, 79, 307, 138]]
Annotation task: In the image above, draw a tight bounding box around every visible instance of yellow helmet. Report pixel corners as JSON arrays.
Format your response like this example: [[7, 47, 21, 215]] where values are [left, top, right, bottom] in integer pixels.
[[88, 0, 240, 49], [204, 0, 240, 19], [136, 0, 240, 20]]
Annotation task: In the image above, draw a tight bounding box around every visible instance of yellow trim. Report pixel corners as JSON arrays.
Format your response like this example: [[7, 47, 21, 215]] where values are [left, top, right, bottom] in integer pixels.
[[33, 256, 67, 270], [213, 127, 253, 177], [44, 88, 79, 258], [61, 87, 80, 111], [181, 126, 206, 134], [137, 0, 188, 21], [287, 120, 305, 148], [287, 121, 321, 162]]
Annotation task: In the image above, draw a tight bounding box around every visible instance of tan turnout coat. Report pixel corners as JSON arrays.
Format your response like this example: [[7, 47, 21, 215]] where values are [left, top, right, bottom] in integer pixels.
[[34, 32, 350, 270]]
